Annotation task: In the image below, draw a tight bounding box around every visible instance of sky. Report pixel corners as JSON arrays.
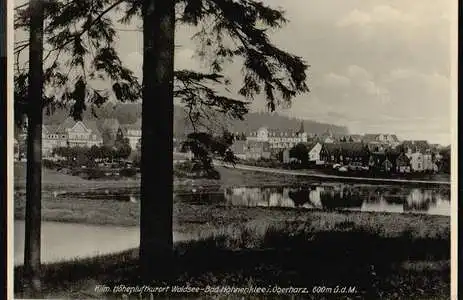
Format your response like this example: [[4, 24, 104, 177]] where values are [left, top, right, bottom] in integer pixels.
[[14, 0, 456, 145]]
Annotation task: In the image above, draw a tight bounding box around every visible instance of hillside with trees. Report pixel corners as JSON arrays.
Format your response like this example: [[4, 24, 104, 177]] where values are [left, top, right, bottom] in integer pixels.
[[20, 103, 348, 139], [175, 106, 349, 137]]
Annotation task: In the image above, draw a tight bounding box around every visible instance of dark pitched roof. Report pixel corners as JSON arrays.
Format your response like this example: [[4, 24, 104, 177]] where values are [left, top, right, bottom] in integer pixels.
[[370, 149, 400, 159], [401, 140, 430, 153], [246, 140, 270, 148], [43, 125, 60, 134], [302, 142, 319, 151], [324, 142, 365, 151]]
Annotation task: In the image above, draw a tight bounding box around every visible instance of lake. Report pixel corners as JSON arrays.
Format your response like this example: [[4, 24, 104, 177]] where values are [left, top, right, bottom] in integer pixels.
[[56, 182, 451, 216], [14, 221, 140, 266], [175, 184, 451, 216]]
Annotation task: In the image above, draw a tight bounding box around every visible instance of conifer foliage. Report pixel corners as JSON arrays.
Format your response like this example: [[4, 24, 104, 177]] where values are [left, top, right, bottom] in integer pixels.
[[14, 0, 310, 287], [15, 0, 309, 152]]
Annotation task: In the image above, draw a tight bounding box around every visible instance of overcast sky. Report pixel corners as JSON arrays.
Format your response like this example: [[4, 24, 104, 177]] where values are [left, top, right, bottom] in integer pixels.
[[117, 0, 454, 145], [15, 0, 455, 145]]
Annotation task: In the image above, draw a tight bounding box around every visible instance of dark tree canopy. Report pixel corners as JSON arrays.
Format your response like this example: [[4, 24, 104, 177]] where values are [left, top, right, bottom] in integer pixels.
[[14, 0, 309, 167], [289, 143, 308, 165]]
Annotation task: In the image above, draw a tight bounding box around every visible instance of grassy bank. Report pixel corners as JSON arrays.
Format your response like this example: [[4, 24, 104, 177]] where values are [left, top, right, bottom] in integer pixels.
[[14, 162, 450, 230], [13, 163, 451, 298], [14, 162, 307, 192], [14, 163, 140, 192], [14, 218, 450, 299]]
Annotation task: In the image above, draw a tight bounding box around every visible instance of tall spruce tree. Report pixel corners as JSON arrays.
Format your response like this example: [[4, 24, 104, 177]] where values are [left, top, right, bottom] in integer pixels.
[[15, 0, 309, 282], [23, 0, 45, 296]]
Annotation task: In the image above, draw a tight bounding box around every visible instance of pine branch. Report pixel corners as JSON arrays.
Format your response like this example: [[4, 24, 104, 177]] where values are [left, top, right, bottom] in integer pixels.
[[46, 0, 125, 55]]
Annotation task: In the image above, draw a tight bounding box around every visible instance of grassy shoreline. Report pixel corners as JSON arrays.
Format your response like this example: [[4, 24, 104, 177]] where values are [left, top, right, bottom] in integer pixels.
[[13, 163, 451, 298], [14, 213, 450, 299]]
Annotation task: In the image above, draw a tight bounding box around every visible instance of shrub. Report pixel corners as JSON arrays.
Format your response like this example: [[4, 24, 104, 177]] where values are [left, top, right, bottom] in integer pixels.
[[205, 169, 221, 180], [120, 168, 137, 177], [85, 168, 106, 179]]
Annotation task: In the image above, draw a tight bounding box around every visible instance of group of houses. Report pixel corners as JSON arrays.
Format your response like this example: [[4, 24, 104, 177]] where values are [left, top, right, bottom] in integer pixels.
[[15, 117, 142, 158], [229, 124, 446, 173]]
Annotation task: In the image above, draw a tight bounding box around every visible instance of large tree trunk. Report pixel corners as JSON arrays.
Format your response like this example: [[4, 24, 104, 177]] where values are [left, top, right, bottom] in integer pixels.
[[23, 0, 45, 296], [140, 0, 175, 281]]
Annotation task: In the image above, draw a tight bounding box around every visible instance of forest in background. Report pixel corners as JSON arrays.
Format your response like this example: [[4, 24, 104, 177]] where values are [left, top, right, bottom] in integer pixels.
[[16, 102, 348, 138]]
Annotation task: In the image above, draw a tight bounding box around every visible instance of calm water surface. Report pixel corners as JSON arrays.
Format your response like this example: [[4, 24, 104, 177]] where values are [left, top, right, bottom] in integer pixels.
[[175, 184, 451, 216], [14, 221, 194, 265], [14, 183, 449, 264], [53, 183, 451, 216], [14, 221, 139, 266]]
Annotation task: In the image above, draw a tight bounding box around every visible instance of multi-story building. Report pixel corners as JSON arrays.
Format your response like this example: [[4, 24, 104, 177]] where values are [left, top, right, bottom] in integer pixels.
[[406, 149, 436, 172], [42, 117, 103, 156], [320, 142, 370, 165], [230, 140, 271, 160], [363, 133, 400, 148], [307, 142, 324, 164], [246, 124, 308, 151]]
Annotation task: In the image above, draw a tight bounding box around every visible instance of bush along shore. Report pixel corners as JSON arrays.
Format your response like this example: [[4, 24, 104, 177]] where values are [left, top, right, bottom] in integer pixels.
[[14, 216, 450, 299]]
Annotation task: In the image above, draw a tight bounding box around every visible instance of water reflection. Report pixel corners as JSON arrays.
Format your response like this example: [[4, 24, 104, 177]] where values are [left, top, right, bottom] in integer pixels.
[[54, 184, 450, 216], [177, 184, 450, 216]]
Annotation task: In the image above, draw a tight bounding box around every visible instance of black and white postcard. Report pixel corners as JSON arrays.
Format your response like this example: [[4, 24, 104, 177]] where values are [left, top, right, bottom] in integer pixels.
[[9, 0, 457, 299]]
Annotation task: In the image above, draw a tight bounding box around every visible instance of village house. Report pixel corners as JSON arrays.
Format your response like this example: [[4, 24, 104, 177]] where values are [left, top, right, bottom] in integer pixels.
[[363, 133, 400, 148], [320, 142, 370, 165], [315, 129, 336, 144], [368, 151, 400, 172], [395, 152, 411, 173], [246, 122, 308, 151], [401, 140, 430, 154], [230, 140, 247, 160], [366, 143, 389, 153], [120, 119, 142, 150], [407, 150, 437, 172], [307, 142, 324, 165], [42, 118, 103, 156], [230, 140, 271, 161], [363, 133, 400, 145], [399, 140, 437, 172], [63, 118, 103, 148], [42, 124, 67, 156]]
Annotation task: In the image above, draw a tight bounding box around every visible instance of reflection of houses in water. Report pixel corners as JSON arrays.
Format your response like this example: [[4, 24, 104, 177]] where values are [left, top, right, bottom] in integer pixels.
[[222, 185, 450, 216], [381, 187, 408, 205], [404, 188, 436, 212], [427, 194, 451, 216], [224, 187, 263, 207], [319, 185, 363, 210], [245, 188, 265, 206], [361, 195, 404, 213], [287, 186, 323, 208], [269, 192, 293, 208], [309, 187, 322, 207]]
